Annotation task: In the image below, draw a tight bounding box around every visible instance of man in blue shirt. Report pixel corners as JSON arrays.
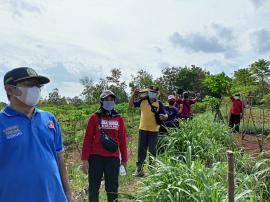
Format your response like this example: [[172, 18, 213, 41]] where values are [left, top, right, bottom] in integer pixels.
[[0, 67, 72, 202]]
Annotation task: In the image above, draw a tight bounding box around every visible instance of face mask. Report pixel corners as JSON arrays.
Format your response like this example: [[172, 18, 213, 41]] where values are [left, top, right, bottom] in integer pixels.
[[14, 86, 41, 107], [148, 91, 157, 98], [169, 101, 175, 106], [234, 96, 240, 100], [102, 101, 115, 111]]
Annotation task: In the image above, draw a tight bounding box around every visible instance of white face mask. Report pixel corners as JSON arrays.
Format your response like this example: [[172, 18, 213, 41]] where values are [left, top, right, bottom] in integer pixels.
[[234, 96, 240, 100], [14, 86, 41, 107]]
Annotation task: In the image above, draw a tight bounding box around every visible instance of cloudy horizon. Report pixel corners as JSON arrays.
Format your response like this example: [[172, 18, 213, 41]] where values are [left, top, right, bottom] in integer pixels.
[[0, 0, 270, 102]]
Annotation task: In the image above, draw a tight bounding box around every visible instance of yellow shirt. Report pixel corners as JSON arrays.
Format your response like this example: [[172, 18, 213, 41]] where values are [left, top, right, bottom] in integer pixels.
[[136, 99, 160, 132]]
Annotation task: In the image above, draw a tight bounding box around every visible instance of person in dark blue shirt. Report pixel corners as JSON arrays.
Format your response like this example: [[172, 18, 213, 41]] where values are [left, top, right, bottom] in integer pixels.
[[0, 67, 72, 202], [159, 95, 180, 134]]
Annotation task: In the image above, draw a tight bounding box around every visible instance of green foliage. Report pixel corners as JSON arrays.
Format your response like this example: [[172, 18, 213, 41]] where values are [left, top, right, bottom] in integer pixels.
[[136, 157, 228, 202], [202, 95, 221, 111], [161, 113, 235, 165], [263, 93, 270, 105], [135, 113, 270, 202], [80, 68, 128, 104], [232, 68, 257, 97], [0, 102, 7, 109], [157, 66, 209, 96], [191, 102, 208, 113], [47, 88, 67, 105], [233, 68, 256, 87], [129, 69, 154, 91], [203, 73, 231, 98], [250, 59, 270, 97]]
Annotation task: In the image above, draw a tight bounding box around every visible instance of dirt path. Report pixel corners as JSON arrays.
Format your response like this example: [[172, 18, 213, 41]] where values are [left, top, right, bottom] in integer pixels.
[[234, 133, 270, 156]]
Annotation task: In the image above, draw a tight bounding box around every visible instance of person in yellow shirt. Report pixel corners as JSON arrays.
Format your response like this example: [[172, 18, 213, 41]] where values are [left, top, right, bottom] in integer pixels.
[[129, 86, 168, 177]]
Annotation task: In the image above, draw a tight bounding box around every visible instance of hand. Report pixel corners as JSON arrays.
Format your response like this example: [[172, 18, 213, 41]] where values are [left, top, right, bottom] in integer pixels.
[[82, 160, 89, 174], [133, 89, 140, 97], [159, 114, 168, 121], [121, 161, 127, 168]]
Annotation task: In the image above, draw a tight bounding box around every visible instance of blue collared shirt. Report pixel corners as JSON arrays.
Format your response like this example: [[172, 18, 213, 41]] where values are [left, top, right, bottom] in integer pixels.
[[0, 106, 67, 202]]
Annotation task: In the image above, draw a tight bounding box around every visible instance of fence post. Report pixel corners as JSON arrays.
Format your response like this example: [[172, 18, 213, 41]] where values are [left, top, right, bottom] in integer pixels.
[[227, 150, 234, 202]]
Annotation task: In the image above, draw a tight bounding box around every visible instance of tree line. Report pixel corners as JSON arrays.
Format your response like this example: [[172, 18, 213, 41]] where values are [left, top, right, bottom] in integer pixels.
[[42, 59, 270, 106]]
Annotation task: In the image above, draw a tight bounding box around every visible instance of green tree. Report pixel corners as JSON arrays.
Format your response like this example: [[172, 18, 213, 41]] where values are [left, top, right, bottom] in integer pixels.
[[203, 73, 231, 98], [80, 77, 108, 104], [47, 88, 67, 105], [66, 96, 83, 106], [106, 68, 128, 103], [250, 59, 270, 98], [232, 68, 256, 97], [157, 65, 209, 96], [80, 68, 128, 104], [129, 69, 154, 91]]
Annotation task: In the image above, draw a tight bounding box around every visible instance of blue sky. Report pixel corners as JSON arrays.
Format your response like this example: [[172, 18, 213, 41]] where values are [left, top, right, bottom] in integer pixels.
[[0, 0, 270, 102]]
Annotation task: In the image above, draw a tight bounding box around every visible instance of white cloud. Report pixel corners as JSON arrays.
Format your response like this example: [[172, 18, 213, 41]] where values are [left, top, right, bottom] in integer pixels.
[[0, 0, 270, 102], [250, 29, 270, 54]]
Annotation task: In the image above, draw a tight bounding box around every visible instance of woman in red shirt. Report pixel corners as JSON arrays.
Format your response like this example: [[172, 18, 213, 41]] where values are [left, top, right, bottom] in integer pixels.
[[81, 90, 128, 202], [176, 92, 200, 119], [229, 93, 244, 133]]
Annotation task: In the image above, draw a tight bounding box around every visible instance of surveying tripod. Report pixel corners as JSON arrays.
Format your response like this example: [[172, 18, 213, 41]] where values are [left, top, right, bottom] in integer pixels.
[[213, 102, 224, 123]]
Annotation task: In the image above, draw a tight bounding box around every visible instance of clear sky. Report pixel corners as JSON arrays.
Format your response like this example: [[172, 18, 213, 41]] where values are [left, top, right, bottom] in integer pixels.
[[0, 0, 270, 102]]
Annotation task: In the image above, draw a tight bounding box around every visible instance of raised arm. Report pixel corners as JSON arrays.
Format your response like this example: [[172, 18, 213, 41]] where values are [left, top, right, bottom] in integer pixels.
[[193, 93, 200, 102], [128, 89, 139, 108]]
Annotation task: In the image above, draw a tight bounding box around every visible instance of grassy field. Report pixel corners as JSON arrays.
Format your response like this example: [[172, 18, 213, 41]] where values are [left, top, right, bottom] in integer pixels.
[[1, 102, 270, 201], [134, 113, 270, 201], [40, 103, 270, 201]]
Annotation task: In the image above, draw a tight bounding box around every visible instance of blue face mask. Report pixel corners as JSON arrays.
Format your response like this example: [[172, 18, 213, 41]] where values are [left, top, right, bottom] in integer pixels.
[[102, 101, 115, 111], [148, 91, 157, 98]]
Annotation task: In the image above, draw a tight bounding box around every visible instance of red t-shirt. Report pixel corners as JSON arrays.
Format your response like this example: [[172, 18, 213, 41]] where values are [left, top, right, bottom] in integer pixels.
[[176, 98, 195, 117], [230, 97, 244, 115], [81, 113, 128, 163]]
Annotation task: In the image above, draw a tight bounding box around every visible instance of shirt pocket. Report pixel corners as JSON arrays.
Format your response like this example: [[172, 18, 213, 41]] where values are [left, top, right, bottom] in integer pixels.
[[34, 121, 55, 145]]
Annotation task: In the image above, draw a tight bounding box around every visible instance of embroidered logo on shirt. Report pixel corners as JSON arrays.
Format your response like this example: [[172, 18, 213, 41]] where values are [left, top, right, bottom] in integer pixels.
[[3, 125, 22, 140], [48, 121, 55, 129], [101, 120, 119, 130]]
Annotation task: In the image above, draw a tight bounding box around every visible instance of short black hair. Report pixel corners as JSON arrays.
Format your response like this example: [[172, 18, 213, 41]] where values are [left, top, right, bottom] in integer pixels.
[[183, 91, 189, 98], [177, 88, 183, 95], [149, 85, 159, 91]]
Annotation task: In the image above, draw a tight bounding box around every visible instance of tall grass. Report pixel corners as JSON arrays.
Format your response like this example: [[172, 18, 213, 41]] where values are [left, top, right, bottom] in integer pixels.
[[134, 113, 270, 202], [160, 113, 235, 165]]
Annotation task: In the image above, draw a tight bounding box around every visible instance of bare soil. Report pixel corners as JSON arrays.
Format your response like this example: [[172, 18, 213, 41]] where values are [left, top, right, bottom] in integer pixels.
[[234, 133, 270, 156]]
